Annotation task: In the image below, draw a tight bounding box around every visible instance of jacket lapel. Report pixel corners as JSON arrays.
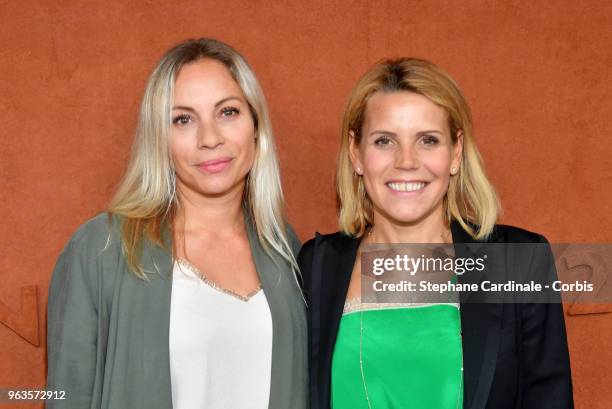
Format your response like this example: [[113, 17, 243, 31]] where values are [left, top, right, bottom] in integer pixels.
[[324, 233, 360, 351], [452, 221, 503, 409], [139, 234, 174, 408], [312, 232, 359, 409], [245, 218, 308, 409]]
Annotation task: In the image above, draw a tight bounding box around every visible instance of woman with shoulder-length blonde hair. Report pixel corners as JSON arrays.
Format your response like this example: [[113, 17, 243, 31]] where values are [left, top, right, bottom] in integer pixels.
[[299, 58, 573, 409], [337, 58, 499, 240], [46, 38, 307, 409]]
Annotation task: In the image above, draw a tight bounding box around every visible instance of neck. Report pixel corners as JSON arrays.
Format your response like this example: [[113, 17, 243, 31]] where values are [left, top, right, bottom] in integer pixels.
[[174, 182, 246, 237], [370, 208, 451, 244]]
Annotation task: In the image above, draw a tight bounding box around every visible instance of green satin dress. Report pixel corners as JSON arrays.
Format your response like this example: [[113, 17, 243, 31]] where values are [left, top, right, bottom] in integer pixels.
[[331, 302, 463, 409]]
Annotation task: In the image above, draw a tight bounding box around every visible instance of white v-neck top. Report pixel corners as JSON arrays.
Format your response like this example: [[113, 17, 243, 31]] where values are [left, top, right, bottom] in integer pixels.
[[169, 260, 273, 409]]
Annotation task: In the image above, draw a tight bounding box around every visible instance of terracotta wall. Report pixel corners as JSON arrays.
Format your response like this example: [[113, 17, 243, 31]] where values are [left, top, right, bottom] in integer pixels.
[[1, 1, 610, 408]]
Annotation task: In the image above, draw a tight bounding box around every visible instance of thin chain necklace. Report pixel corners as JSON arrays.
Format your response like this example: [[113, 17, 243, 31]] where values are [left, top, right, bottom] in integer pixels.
[[359, 310, 372, 409], [357, 225, 464, 409], [357, 306, 464, 409]]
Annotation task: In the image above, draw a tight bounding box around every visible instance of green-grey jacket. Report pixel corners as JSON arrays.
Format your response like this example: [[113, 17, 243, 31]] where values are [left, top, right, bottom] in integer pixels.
[[46, 213, 308, 409]]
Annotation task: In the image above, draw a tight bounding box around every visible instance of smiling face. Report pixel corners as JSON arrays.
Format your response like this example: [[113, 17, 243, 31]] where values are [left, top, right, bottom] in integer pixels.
[[170, 58, 256, 200], [349, 91, 463, 228]]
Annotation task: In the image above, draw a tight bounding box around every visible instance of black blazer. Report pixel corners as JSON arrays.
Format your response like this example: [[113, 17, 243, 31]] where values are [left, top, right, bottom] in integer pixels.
[[298, 220, 573, 409]]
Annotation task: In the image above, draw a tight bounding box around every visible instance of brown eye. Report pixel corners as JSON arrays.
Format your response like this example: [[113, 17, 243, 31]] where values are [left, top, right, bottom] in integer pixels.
[[220, 106, 240, 117], [172, 114, 192, 125], [374, 135, 393, 145], [421, 135, 439, 145]]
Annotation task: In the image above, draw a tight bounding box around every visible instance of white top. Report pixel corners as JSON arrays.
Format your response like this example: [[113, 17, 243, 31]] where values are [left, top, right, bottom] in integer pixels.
[[169, 259, 273, 409]]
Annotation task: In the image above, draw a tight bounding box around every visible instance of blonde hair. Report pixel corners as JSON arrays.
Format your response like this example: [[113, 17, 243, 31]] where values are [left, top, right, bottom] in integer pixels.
[[109, 38, 297, 278], [337, 58, 500, 239]]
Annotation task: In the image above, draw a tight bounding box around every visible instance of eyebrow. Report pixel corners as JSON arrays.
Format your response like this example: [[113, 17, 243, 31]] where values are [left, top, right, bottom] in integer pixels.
[[214, 96, 243, 108], [172, 105, 197, 113], [368, 129, 445, 137], [172, 96, 243, 112], [416, 129, 445, 136], [369, 130, 397, 137]]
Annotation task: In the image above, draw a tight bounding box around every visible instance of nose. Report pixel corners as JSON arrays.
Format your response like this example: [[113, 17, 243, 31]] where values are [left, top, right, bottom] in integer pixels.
[[394, 142, 419, 170], [196, 122, 224, 149]]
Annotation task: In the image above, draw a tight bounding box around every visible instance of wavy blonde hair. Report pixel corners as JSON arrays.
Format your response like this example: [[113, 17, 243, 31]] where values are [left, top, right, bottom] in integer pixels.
[[109, 38, 296, 278], [337, 58, 500, 239]]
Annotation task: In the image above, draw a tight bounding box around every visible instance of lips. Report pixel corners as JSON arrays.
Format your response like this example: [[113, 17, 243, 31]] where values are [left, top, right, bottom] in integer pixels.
[[197, 157, 233, 173], [386, 181, 428, 192]]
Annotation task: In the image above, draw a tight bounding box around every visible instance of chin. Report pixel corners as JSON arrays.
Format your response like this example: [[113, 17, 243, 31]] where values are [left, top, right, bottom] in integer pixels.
[[198, 176, 248, 196], [388, 213, 429, 226], [375, 200, 443, 227], [195, 184, 237, 197]]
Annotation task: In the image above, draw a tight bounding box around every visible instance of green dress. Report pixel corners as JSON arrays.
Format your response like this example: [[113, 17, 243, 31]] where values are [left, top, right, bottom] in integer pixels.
[[331, 301, 464, 409]]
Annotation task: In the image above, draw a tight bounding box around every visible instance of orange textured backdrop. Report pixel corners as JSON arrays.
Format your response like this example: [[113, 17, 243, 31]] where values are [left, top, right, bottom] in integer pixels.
[[1, 1, 611, 408]]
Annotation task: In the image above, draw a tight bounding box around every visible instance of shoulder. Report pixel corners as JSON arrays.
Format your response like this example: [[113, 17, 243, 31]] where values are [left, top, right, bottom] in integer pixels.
[[50, 213, 126, 303], [300, 231, 355, 260], [59, 212, 123, 263], [453, 218, 549, 244], [487, 224, 548, 244], [298, 231, 358, 279], [71, 212, 119, 239], [297, 231, 356, 296]]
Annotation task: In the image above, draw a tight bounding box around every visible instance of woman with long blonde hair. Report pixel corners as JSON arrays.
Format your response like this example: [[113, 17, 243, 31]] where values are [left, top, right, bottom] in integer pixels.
[[46, 38, 307, 409], [299, 58, 572, 409]]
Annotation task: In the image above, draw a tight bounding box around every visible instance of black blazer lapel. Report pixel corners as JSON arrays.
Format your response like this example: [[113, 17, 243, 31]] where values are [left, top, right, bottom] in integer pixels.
[[452, 221, 503, 409], [312, 233, 359, 409]]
